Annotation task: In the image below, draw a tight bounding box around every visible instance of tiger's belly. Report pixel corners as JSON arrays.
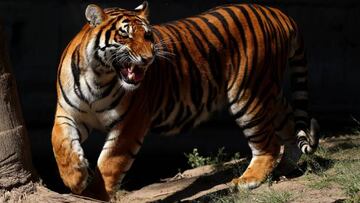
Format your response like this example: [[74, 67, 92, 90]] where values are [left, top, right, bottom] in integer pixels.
[[150, 98, 225, 135]]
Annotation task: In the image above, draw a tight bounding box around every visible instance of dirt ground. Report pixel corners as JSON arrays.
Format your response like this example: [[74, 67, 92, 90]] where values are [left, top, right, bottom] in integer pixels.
[[2, 132, 359, 203], [115, 133, 360, 203]]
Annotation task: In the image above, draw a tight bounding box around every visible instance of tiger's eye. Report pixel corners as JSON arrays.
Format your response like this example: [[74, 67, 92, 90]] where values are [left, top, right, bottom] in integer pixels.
[[119, 30, 129, 38]]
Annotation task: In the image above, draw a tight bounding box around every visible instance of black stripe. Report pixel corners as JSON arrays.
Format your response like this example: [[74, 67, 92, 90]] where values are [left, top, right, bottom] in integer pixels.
[[291, 81, 307, 91], [180, 21, 208, 62], [246, 78, 276, 117], [59, 122, 82, 139], [94, 50, 108, 67], [266, 7, 288, 71], [289, 58, 307, 67], [85, 78, 97, 97], [163, 94, 175, 119], [231, 6, 274, 119], [95, 89, 125, 113], [222, 7, 246, 91], [158, 26, 184, 80], [208, 11, 242, 90], [99, 77, 119, 98], [197, 15, 227, 47], [249, 5, 270, 66], [71, 45, 88, 103], [105, 23, 117, 47], [151, 124, 173, 133], [166, 24, 203, 108], [180, 104, 205, 133], [291, 71, 308, 79], [170, 65, 180, 101], [56, 115, 75, 124], [58, 66, 86, 113], [255, 5, 281, 86], [206, 81, 213, 110], [152, 28, 172, 63], [173, 103, 185, 125], [184, 19, 222, 85], [151, 111, 164, 127], [135, 139, 143, 146], [106, 96, 134, 130], [248, 132, 268, 144], [208, 11, 238, 65], [241, 112, 267, 130], [230, 5, 260, 105], [176, 106, 193, 127]]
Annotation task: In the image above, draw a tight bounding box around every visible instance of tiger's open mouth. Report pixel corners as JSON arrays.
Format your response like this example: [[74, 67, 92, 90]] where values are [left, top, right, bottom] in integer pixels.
[[120, 65, 145, 84], [114, 63, 145, 85]]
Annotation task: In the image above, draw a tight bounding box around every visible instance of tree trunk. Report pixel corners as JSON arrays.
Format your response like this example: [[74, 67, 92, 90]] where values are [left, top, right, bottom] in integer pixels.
[[0, 23, 36, 189]]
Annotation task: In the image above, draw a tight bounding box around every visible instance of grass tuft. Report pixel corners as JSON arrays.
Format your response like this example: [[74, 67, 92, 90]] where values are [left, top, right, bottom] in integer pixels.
[[332, 160, 360, 198], [254, 189, 292, 203]]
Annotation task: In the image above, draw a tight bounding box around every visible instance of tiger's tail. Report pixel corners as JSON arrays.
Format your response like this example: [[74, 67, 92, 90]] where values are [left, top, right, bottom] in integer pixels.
[[289, 31, 320, 155]]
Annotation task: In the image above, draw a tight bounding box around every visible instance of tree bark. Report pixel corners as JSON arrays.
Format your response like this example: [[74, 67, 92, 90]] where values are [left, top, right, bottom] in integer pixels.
[[0, 23, 36, 189]]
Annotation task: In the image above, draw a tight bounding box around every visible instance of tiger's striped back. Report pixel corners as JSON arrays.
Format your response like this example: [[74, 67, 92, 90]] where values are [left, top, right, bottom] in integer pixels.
[[145, 4, 317, 152]]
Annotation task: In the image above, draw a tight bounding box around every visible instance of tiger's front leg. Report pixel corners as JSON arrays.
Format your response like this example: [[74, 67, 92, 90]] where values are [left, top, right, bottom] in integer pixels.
[[87, 122, 148, 201], [51, 110, 90, 194]]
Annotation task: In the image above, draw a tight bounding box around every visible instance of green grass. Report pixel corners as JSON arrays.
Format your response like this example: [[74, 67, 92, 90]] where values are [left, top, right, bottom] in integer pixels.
[[253, 189, 292, 203], [307, 176, 332, 190], [186, 132, 360, 203], [302, 136, 360, 200], [332, 159, 360, 198]]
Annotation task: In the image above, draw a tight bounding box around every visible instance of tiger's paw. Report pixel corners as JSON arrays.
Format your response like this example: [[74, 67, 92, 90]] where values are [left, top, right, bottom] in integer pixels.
[[231, 176, 263, 189], [60, 154, 89, 194]]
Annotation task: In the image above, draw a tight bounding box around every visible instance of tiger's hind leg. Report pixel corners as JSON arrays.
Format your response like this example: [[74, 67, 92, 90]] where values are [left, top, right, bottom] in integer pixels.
[[51, 109, 90, 194], [230, 96, 281, 189], [273, 94, 302, 174]]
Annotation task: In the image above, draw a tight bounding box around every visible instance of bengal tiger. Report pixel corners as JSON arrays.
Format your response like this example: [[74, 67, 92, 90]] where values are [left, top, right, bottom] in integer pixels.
[[51, 1, 319, 200]]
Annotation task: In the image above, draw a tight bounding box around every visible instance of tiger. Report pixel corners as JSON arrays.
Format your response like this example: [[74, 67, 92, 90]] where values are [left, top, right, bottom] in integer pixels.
[[51, 1, 319, 201]]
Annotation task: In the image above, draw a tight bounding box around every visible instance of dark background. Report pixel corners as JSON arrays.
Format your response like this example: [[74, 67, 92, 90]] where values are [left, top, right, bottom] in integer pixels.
[[0, 0, 359, 193]]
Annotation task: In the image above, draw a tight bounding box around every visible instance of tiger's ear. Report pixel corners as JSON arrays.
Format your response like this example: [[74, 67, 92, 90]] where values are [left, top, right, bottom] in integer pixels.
[[85, 4, 106, 27], [134, 1, 149, 19]]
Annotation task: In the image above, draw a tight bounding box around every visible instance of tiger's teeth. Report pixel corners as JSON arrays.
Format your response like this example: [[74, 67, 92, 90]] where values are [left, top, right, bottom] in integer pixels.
[[128, 72, 135, 80], [129, 65, 135, 72]]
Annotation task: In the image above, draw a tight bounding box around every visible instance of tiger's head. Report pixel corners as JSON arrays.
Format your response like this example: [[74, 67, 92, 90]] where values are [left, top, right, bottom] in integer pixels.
[[85, 2, 155, 90]]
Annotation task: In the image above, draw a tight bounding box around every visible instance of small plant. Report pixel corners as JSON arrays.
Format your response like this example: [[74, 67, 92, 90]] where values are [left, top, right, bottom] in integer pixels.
[[185, 148, 212, 168], [209, 147, 227, 165], [231, 152, 241, 160], [185, 147, 240, 168]]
